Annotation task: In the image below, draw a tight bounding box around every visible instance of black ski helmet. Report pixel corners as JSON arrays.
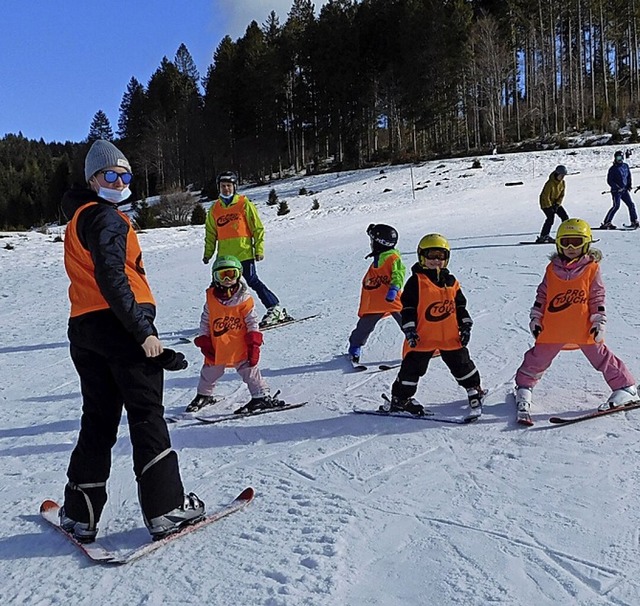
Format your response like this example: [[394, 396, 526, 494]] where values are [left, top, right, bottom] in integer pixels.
[[554, 165, 568, 176], [217, 171, 238, 190], [614, 150, 624, 162], [367, 223, 398, 253]]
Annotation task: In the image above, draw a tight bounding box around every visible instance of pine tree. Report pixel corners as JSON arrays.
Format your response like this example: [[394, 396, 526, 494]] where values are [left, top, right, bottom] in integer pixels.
[[87, 110, 114, 142], [190, 202, 207, 225], [276, 200, 290, 215], [267, 188, 279, 205]]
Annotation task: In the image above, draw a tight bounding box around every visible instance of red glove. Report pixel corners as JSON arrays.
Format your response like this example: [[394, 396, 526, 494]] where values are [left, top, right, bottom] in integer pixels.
[[194, 335, 215, 360], [246, 331, 263, 366]]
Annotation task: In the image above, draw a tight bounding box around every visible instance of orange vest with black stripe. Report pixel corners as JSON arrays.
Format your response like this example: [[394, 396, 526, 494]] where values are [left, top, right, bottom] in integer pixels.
[[404, 273, 461, 355], [64, 202, 155, 318], [211, 196, 251, 240], [358, 254, 403, 317], [536, 262, 597, 349], [205, 288, 253, 366]]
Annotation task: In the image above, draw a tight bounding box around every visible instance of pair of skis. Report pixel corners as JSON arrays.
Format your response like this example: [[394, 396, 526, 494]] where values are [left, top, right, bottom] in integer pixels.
[[39, 487, 255, 565], [168, 402, 307, 425], [354, 393, 482, 425], [173, 314, 319, 344]]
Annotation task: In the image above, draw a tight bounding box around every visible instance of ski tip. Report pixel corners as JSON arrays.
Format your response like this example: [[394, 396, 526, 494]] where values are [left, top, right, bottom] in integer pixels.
[[236, 487, 255, 502], [40, 499, 59, 513]]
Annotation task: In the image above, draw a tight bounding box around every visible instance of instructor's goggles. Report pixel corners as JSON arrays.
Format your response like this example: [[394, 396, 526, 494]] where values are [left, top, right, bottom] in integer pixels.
[[101, 170, 133, 185], [558, 236, 586, 249], [214, 268, 240, 283]]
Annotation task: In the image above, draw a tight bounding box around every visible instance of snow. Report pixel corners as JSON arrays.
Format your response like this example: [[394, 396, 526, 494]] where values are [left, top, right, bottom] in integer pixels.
[[2, 146, 640, 604]]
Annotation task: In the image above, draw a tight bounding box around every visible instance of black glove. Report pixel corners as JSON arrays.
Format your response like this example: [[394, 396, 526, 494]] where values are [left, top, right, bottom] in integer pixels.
[[152, 348, 188, 371], [459, 325, 472, 347], [403, 327, 419, 348]]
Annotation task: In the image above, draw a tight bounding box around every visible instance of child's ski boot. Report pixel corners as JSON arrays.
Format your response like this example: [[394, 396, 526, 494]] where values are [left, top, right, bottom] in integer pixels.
[[515, 387, 533, 426], [186, 394, 217, 413], [235, 391, 286, 414], [380, 395, 425, 417], [466, 386, 486, 409]]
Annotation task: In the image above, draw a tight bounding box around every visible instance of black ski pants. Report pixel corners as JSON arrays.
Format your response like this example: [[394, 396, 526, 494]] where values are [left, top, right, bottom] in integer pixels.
[[65, 310, 184, 524], [540, 205, 569, 238], [392, 348, 481, 401]]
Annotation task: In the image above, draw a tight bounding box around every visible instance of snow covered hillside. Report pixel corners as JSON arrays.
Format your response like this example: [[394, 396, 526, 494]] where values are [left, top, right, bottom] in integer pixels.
[[3, 146, 640, 605]]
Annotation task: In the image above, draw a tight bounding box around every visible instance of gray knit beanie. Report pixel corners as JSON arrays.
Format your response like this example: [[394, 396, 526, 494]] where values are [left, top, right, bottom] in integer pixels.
[[84, 140, 131, 183]]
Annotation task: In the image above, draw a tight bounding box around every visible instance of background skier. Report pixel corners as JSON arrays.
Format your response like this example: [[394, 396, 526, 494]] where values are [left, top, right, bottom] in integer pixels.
[[601, 150, 639, 229], [536, 164, 569, 243]]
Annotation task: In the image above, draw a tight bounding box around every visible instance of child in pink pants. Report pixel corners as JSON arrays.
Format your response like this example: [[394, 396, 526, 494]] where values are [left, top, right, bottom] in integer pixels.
[[515, 219, 636, 419]]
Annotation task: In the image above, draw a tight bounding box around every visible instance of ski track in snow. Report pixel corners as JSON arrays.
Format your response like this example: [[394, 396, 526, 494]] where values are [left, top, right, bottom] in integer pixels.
[[5, 147, 640, 604]]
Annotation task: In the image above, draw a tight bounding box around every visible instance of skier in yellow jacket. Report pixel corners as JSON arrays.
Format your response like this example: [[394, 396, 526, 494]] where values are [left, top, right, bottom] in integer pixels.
[[536, 165, 569, 243]]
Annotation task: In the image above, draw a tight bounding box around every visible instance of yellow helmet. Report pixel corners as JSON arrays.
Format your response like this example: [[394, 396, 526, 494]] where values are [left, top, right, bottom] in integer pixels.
[[417, 233, 451, 267], [556, 218, 592, 257]]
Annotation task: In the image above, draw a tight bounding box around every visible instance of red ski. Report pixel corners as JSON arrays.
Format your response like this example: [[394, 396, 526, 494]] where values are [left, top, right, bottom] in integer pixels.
[[548, 402, 640, 425]]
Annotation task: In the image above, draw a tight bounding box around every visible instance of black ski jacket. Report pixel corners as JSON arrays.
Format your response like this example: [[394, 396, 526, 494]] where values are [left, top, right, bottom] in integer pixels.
[[62, 187, 156, 344], [400, 263, 472, 330]]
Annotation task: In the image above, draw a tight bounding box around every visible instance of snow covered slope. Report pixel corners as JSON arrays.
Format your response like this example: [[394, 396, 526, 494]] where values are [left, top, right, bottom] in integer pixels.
[[2, 146, 640, 605]]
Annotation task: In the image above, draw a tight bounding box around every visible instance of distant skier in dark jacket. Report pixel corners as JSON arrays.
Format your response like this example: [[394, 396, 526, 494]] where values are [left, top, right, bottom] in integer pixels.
[[59, 139, 204, 543], [601, 150, 639, 229], [536, 165, 569, 243]]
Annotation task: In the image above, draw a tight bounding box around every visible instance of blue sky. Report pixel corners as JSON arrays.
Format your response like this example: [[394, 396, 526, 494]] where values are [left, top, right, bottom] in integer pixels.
[[0, 0, 317, 143]]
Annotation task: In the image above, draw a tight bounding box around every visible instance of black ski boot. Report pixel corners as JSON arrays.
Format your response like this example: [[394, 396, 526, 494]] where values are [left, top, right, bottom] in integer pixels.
[[186, 394, 217, 413], [381, 395, 425, 416], [235, 391, 285, 415], [466, 386, 486, 409]]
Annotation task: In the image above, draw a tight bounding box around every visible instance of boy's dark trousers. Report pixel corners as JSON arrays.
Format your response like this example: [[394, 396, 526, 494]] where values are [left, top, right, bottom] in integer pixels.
[[392, 348, 481, 400], [349, 312, 402, 349], [64, 310, 184, 525], [540, 205, 569, 238]]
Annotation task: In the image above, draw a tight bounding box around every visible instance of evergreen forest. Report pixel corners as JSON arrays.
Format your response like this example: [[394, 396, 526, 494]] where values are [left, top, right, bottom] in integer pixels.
[[2, 0, 640, 229]]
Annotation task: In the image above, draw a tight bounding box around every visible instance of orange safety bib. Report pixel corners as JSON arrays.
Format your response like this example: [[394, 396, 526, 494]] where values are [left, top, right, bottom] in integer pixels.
[[64, 202, 155, 317], [403, 274, 461, 355], [205, 288, 254, 366], [210, 196, 251, 240], [358, 254, 403, 317], [536, 262, 597, 349]]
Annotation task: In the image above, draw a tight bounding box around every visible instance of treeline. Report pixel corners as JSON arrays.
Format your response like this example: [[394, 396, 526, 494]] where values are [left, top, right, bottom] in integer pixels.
[[3, 0, 640, 229]]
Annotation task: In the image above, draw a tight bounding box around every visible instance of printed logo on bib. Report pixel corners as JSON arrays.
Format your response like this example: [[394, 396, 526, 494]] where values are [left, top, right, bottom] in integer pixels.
[[363, 275, 390, 290], [217, 213, 241, 227], [547, 289, 588, 313], [425, 300, 455, 322], [212, 316, 243, 337]]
